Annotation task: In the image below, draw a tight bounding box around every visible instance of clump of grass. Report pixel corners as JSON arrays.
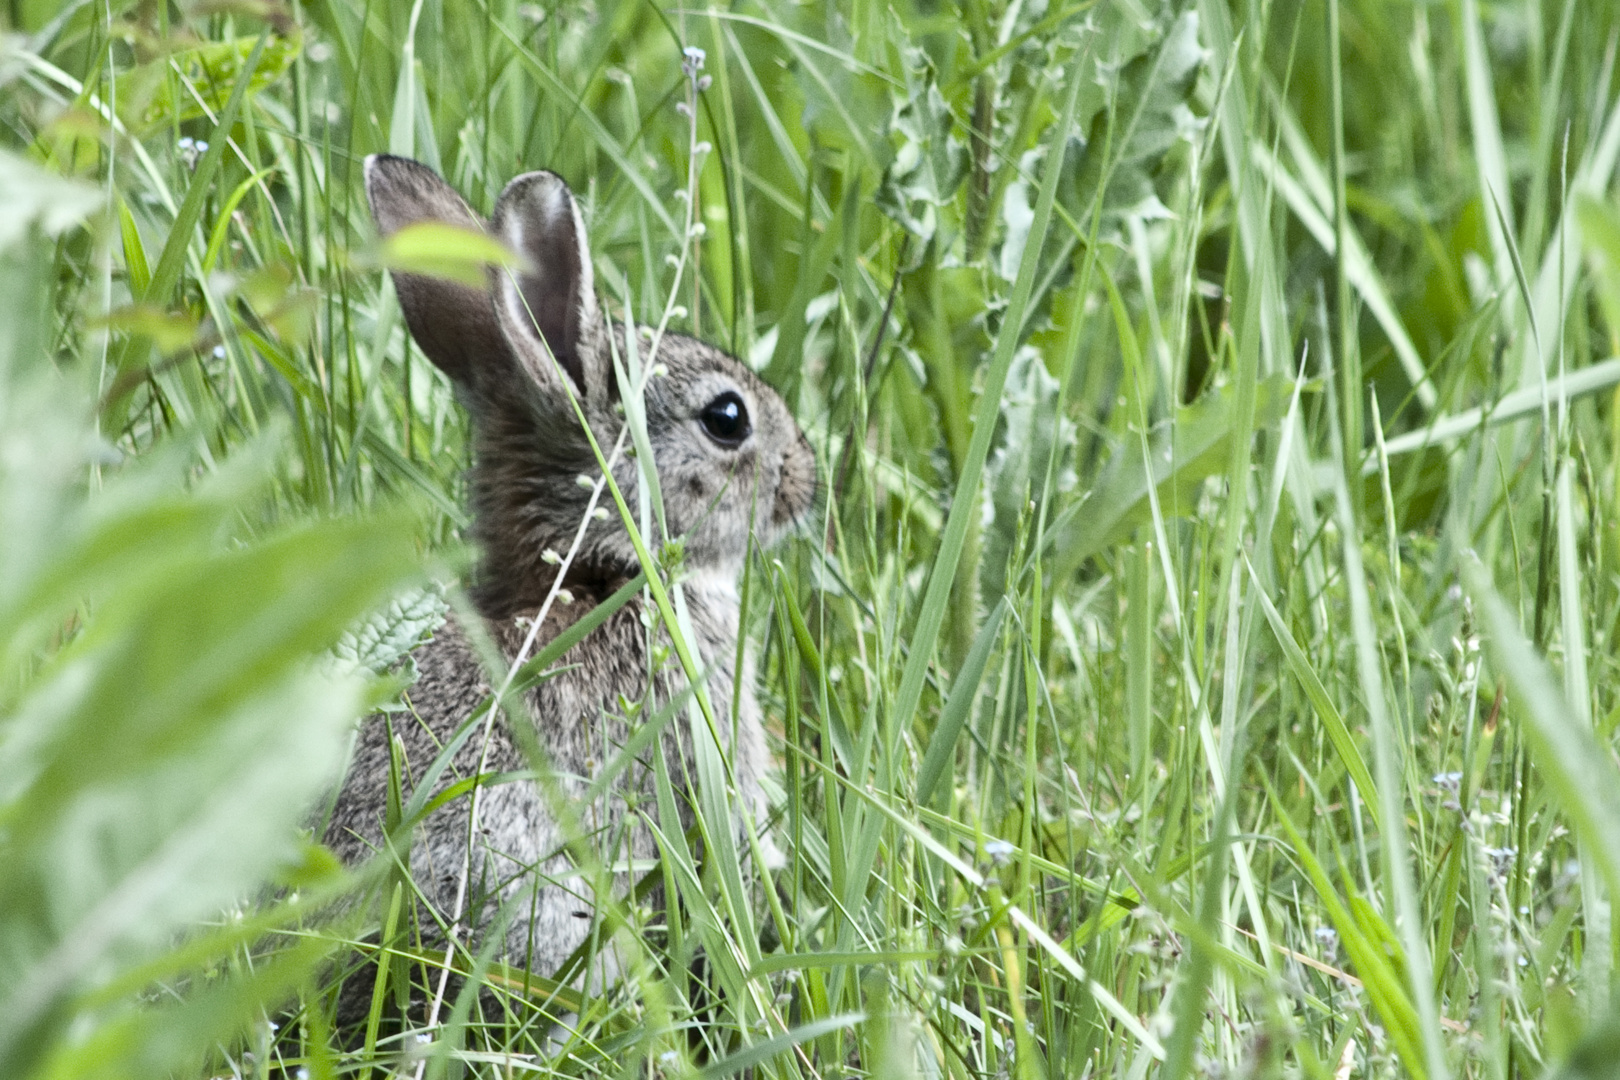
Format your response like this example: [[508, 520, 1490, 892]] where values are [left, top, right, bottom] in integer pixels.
[[4, 1, 1620, 1077]]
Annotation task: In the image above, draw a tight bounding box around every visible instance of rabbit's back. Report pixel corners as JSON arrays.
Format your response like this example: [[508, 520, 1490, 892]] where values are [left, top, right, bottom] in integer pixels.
[[326, 577, 763, 973]]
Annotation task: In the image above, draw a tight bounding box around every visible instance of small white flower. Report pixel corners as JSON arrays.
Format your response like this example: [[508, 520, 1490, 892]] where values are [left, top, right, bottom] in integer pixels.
[[592, 507, 610, 521], [541, 548, 562, 565], [556, 589, 574, 606], [985, 839, 1015, 864], [576, 473, 596, 490], [177, 136, 207, 169]]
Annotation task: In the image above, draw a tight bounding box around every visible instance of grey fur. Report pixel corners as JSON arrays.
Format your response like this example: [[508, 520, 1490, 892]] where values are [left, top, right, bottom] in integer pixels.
[[328, 156, 815, 977]]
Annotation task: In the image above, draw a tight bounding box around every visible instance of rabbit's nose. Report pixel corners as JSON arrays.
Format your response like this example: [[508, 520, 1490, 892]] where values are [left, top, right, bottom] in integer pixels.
[[772, 432, 817, 529]]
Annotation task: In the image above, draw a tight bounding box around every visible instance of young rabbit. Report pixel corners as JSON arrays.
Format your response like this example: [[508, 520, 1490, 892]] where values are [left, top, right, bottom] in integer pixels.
[[326, 155, 815, 984]]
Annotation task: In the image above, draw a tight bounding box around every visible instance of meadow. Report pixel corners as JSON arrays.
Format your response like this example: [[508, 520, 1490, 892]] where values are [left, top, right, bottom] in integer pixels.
[[3, 0, 1619, 1077]]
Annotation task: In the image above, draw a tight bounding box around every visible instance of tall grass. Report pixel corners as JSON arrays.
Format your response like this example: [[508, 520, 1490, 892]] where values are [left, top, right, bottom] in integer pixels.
[[4, 0, 1620, 1076]]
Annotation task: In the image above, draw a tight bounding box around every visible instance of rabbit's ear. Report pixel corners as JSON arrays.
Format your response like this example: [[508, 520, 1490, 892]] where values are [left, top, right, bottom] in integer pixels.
[[490, 171, 606, 402], [365, 154, 508, 388]]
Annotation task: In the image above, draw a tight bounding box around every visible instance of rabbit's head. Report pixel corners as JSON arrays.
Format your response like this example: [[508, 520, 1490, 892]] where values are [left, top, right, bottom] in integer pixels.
[[365, 155, 816, 616]]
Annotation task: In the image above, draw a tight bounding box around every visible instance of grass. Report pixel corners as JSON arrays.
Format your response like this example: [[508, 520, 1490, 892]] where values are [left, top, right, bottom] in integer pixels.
[[4, 0, 1620, 1076]]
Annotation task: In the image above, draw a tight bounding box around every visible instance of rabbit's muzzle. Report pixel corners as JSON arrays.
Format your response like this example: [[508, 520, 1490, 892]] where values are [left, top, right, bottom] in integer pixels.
[[772, 430, 817, 530]]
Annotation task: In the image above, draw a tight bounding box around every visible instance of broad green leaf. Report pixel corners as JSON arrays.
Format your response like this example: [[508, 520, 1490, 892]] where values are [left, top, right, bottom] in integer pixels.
[[1051, 372, 1300, 575], [378, 220, 526, 287], [0, 507, 423, 1076], [35, 936, 337, 1080], [96, 304, 199, 355]]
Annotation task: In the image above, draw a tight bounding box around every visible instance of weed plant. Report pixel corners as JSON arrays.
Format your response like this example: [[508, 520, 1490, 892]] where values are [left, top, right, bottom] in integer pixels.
[[4, 1, 1620, 1077]]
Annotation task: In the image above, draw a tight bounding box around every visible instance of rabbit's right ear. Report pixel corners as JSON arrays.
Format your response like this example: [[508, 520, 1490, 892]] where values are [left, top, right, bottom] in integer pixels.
[[490, 171, 608, 404], [364, 154, 507, 388]]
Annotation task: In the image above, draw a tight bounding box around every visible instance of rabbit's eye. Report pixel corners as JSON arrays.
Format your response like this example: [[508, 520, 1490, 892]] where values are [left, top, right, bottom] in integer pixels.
[[700, 391, 751, 447]]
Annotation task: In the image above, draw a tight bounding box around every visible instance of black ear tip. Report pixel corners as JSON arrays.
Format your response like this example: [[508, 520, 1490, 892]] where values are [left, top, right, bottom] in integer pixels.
[[500, 168, 572, 197], [493, 170, 578, 235], [363, 154, 442, 199], [365, 152, 425, 170], [364, 153, 410, 182]]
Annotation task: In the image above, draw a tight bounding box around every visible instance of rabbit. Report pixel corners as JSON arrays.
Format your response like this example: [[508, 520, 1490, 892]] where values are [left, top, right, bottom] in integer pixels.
[[325, 154, 816, 990]]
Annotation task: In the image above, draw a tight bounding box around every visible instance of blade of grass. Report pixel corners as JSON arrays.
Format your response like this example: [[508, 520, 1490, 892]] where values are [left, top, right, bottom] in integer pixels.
[[1246, 556, 1381, 833]]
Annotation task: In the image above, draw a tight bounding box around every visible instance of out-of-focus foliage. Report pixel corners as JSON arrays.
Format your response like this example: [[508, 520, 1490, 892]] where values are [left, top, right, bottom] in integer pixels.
[[0, 31, 424, 1079]]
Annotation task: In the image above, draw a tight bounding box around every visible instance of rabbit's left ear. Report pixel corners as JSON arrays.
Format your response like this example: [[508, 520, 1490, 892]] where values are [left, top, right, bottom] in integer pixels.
[[490, 170, 607, 402]]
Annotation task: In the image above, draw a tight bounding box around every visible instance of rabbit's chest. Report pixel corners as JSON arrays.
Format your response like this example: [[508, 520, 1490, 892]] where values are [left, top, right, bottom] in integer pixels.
[[503, 593, 741, 785]]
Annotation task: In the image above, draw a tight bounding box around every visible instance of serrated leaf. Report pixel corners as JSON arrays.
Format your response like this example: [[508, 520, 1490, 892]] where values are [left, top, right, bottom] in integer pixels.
[[332, 586, 448, 676], [1062, 10, 1206, 236], [0, 506, 423, 1076], [876, 23, 967, 243]]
